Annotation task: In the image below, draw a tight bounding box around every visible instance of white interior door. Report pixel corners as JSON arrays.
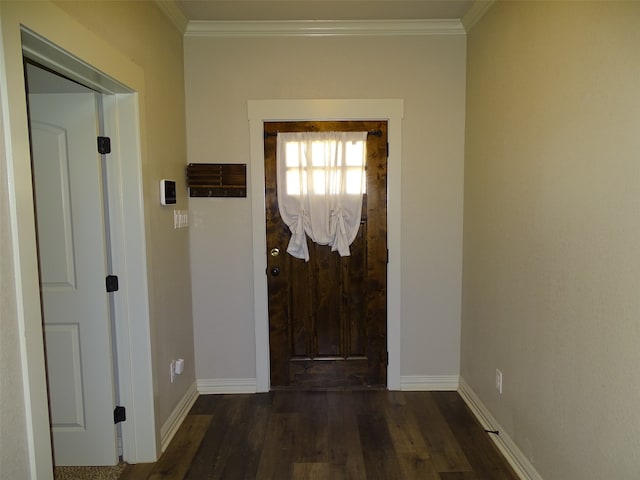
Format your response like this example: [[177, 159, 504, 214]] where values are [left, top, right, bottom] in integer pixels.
[[29, 91, 118, 466]]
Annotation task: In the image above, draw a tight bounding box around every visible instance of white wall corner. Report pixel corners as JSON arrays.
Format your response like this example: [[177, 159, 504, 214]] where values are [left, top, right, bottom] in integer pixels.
[[461, 0, 496, 32], [458, 377, 544, 480], [154, 0, 189, 34], [159, 381, 199, 453], [197, 378, 258, 395], [400, 375, 459, 391]]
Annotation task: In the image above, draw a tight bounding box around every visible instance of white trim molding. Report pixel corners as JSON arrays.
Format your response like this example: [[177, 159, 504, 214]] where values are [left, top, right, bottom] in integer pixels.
[[458, 378, 544, 480], [154, 0, 189, 34], [197, 378, 258, 395], [461, 0, 496, 32], [160, 381, 199, 453], [401, 375, 459, 391], [102, 91, 157, 464], [248, 99, 404, 393], [186, 19, 465, 37], [13, 26, 157, 468]]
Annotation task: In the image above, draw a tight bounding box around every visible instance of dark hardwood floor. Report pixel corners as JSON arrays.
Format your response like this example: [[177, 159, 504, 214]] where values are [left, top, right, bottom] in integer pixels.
[[120, 391, 519, 480]]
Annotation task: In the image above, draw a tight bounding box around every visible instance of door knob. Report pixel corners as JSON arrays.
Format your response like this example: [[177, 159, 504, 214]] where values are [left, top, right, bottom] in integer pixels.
[[270, 247, 280, 257], [270, 266, 280, 277]]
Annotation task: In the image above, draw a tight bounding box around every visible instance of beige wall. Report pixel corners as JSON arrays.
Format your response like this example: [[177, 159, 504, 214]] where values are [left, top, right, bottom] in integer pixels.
[[185, 34, 466, 382], [0, 1, 193, 474], [462, 2, 640, 478]]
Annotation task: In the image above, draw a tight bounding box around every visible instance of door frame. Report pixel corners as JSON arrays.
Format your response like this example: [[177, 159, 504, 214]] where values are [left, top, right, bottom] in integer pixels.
[[21, 27, 157, 464], [1, 20, 157, 477], [248, 99, 404, 392]]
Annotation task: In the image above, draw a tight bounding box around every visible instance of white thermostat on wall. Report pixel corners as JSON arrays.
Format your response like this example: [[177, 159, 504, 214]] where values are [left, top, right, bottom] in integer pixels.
[[160, 179, 176, 205]]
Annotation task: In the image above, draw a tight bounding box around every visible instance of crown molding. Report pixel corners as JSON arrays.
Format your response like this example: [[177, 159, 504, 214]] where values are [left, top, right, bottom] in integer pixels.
[[155, 0, 189, 34], [185, 19, 466, 37], [461, 0, 496, 32]]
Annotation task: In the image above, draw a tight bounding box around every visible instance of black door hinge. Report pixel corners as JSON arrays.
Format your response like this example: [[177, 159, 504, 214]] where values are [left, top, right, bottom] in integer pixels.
[[106, 275, 119, 292], [114, 406, 126, 424], [97, 136, 111, 154], [386, 352, 389, 365], [386, 142, 389, 158]]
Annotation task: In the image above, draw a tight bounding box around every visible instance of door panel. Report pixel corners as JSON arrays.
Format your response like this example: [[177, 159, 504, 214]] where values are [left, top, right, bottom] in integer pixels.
[[29, 92, 118, 465], [265, 121, 388, 389], [43, 324, 84, 427], [30, 121, 76, 288]]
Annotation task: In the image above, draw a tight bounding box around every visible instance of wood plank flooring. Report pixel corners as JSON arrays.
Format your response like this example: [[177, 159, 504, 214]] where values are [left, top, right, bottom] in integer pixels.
[[120, 391, 518, 480]]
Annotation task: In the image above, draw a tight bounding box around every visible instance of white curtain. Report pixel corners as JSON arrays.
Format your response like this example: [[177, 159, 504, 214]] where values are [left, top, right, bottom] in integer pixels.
[[276, 131, 367, 261]]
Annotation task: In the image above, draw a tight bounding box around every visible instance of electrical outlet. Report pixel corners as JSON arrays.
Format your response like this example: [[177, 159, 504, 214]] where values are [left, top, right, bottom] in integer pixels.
[[175, 358, 184, 375], [495, 369, 503, 395], [170, 360, 176, 383]]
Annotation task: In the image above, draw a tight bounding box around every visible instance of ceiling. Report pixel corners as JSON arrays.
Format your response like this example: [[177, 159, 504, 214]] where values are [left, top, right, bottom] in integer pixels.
[[173, 0, 476, 22]]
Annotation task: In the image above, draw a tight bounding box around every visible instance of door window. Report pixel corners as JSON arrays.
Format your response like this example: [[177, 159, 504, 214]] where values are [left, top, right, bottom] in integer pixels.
[[276, 131, 368, 261]]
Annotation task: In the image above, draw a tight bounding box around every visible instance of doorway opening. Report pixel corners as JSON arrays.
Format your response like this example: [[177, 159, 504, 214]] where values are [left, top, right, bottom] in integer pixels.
[[25, 61, 122, 466], [20, 27, 156, 466], [264, 121, 388, 390]]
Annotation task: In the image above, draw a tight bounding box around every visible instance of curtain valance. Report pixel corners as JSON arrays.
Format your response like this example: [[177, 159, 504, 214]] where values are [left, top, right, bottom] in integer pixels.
[[276, 131, 367, 261]]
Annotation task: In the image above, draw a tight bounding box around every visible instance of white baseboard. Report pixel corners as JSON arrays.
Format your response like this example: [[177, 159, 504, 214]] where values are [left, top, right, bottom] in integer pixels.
[[400, 375, 459, 391], [197, 377, 257, 394], [458, 377, 543, 480], [160, 381, 199, 452], [197, 376, 457, 393]]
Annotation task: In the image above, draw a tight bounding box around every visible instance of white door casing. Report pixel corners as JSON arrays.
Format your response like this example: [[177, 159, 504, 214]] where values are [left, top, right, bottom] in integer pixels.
[[248, 99, 404, 392], [30, 92, 118, 466], [1, 20, 156, 475]]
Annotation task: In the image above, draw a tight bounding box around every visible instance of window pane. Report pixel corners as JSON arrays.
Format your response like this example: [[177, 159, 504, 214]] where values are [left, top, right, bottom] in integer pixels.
[[311, 141, 328, 167], [346, 169, 365, 194], [281, 135, 366, 196], [312, 170, 326, 194], [286, 169, 301, 195], [286, 142, 301, 167], [346, 141, 365, 166]]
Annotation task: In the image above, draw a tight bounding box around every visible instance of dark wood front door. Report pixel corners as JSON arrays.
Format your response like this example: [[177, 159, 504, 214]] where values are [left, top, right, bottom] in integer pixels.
[[264, 121, 388, 389]]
